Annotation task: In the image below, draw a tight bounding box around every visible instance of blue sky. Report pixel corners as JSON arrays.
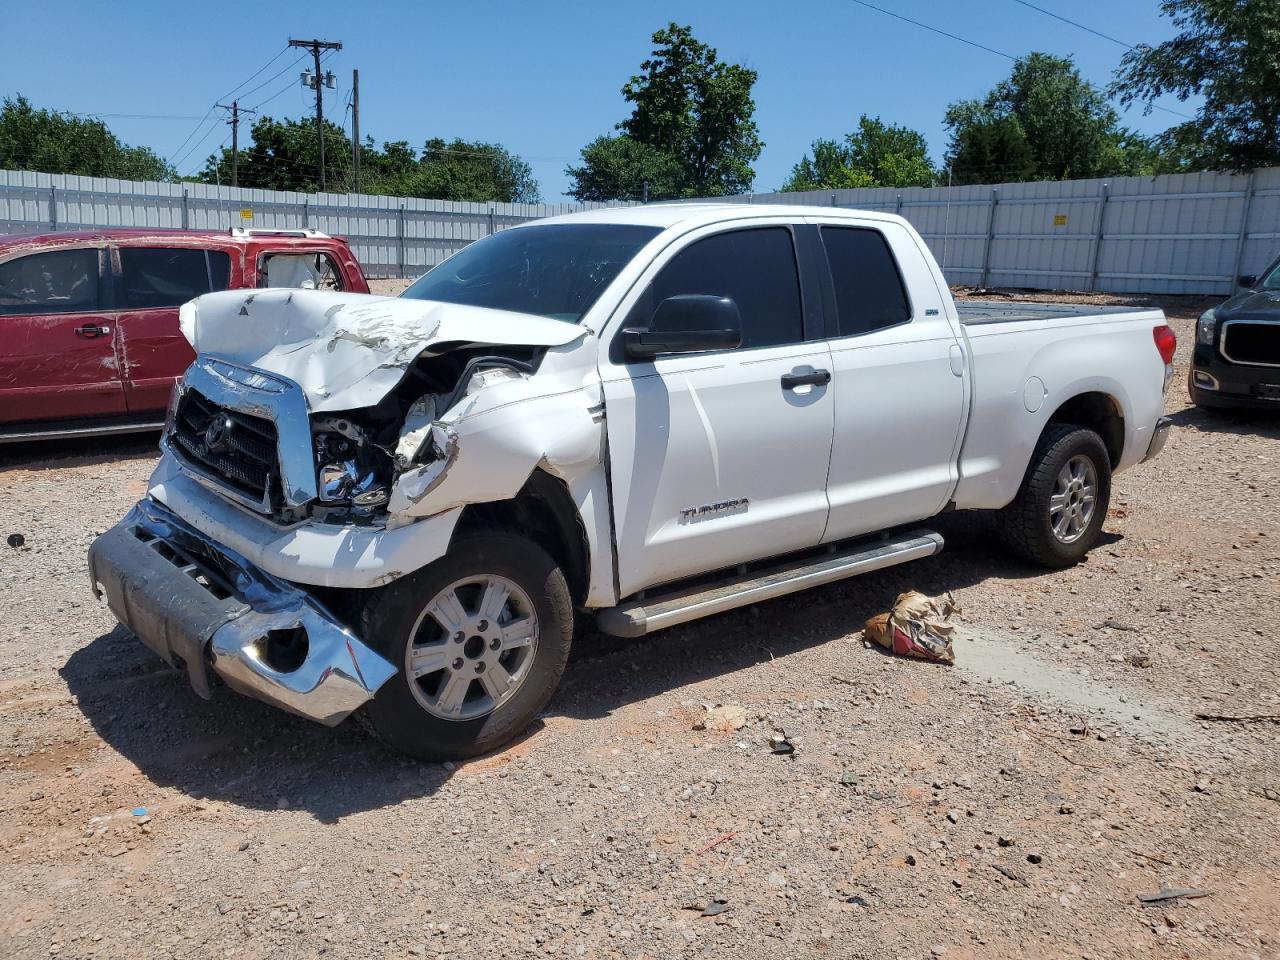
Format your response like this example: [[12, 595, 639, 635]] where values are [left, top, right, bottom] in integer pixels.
[[4, 0, 1197, 201]]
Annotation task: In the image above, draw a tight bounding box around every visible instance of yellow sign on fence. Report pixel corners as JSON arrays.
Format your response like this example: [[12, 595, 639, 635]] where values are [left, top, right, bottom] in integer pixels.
[[240, 208, 253, 220], [1053, 214, 1068, 227]]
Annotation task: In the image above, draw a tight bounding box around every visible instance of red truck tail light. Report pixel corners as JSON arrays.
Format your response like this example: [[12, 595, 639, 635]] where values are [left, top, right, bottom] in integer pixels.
[[1153, 324, 1177, 365]]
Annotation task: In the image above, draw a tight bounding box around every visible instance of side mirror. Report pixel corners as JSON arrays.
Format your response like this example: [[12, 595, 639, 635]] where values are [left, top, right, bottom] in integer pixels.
[[1237, 275, 1257, 289], [622, 295, 743, 359]]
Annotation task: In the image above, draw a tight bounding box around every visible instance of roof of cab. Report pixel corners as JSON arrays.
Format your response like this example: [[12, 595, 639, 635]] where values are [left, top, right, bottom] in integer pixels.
[[530, 200, 909, 232]]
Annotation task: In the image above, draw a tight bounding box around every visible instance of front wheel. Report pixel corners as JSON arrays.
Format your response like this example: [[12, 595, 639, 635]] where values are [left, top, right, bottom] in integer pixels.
[[359, 533, 574, 760], [997, 424, 1112, 568]]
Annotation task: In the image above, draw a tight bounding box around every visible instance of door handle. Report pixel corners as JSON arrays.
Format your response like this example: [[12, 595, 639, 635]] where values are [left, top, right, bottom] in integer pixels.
[[781, 368, 831, 390], [74, 324, 110, 338]]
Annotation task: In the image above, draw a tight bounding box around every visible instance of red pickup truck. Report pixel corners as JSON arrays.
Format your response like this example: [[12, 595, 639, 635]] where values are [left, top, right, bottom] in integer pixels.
[[0, 228, 370, 441]]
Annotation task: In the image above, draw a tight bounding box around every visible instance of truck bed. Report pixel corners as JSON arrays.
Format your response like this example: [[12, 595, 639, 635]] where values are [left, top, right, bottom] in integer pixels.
[[957, 300, 1153, 325]]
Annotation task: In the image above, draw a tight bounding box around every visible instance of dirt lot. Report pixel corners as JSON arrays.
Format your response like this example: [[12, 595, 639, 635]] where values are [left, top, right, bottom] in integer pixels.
[[1, 293, 1278, 960]]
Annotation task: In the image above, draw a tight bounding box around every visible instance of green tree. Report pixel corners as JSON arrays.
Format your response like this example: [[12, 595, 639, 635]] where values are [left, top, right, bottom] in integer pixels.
[[1110, 0, 1280, 171], [0, 94, 174, 180], [944, 53, 1153, 182], [567, 22, 762, 200], [200, 115, 343, 192], [945, 115, 1036, 185], [200, 118, 540, 202], [563, 135, 681, 202], [781, 115, 935, 191]]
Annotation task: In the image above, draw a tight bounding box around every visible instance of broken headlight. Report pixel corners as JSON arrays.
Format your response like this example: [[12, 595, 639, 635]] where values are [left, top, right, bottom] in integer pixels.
[[313, 419, 390, 509]]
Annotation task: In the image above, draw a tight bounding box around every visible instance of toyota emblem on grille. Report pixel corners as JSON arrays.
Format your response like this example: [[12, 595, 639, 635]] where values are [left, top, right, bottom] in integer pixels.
[[203, 414, 234, 454]]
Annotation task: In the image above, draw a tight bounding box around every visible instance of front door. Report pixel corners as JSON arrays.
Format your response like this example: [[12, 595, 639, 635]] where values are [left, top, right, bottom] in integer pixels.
[[111, 245, 232, 414], [600, 223, 835, 597], [0, 245, 124, 424]]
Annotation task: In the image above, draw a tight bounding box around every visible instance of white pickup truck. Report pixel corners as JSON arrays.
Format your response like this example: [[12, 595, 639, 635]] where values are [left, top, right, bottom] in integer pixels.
[[89, 203, 1175, 758]]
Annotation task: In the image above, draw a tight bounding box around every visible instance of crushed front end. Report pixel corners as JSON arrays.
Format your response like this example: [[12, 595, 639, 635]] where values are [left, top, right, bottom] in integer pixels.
[[88, 498, 396, 725]]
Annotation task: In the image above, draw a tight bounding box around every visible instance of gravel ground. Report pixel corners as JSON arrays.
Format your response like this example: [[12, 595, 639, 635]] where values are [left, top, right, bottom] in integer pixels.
[[1, 292, 1278, 960]]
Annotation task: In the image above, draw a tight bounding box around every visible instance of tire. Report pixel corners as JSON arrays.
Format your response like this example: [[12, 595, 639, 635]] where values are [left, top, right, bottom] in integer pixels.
[[358, 532, 573, 760], [998, 423, 1112, 569]]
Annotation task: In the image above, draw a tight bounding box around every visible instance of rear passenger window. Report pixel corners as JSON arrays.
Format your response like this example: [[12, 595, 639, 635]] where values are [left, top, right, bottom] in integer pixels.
[[0, 248, 100, 315], [119, 248, 230, 309], [820, 227, 911, 336], [260, 252, 345, 291], [647, 228, 804, 349]]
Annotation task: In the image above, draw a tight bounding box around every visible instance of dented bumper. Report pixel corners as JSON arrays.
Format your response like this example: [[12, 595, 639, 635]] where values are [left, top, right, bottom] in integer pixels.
[[88, 499, 396, 726]]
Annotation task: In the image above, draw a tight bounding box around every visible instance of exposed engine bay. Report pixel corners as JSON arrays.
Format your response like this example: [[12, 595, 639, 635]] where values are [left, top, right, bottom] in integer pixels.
[[307, 346, 538, 523]]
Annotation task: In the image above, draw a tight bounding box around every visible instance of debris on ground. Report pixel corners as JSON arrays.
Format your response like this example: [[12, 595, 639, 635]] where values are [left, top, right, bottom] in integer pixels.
[[1194, 711, 1280, 724], [993, 864, 1029, 887], [1137, 888, 1213, 905], [6, 532, 23, 548], [768, 733, 795, 756], [692, 703, 748, 732], [863, 591, 959, 663], [1094, 618, 1139, 632]]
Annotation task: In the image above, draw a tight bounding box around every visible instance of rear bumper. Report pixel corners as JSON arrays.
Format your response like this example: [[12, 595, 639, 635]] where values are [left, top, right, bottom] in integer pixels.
[[1142, 416, 1172, 463], [88, 499, 396, 726]]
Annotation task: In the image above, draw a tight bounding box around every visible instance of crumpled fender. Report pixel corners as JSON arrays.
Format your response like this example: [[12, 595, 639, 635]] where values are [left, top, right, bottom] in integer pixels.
[[388, 379, 604, 520]]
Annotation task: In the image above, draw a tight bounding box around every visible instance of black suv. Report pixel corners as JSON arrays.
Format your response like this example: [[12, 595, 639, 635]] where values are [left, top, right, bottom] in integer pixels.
[[1190, 254, 1280, 410]]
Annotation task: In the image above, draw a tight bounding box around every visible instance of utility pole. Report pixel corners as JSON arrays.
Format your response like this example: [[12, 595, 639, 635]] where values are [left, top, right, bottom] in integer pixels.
[[351, 69, 361, 194], [216, 100, 255, 187], [289, 37, 342, 191]]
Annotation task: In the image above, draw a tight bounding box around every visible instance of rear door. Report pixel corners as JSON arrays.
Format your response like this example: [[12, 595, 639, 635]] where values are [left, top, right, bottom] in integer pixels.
[[810, 219, 967, 541], [110, 244, 232, 413], [599, 221, 835, 597], [0, 245, 124, 424]]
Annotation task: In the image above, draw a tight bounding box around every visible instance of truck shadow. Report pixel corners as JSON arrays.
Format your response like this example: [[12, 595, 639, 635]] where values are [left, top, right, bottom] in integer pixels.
[[59, 511, 1083, 822], [1167, 404, 1280, 437], [0, 433, 161, 472]]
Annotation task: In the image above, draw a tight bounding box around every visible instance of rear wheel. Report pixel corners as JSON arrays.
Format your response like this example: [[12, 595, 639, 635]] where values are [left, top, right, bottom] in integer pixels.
[[359, 533, 573, 760], [998, 424, 1111, 568]]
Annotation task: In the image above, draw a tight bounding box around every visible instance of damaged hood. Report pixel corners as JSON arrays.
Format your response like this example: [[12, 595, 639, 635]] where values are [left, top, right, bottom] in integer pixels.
[[179, 289, 587, 411]]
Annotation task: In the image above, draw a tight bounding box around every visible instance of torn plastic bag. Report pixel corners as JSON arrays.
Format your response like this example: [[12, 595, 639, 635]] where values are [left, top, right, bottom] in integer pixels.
[[864, 591, 959, 663]]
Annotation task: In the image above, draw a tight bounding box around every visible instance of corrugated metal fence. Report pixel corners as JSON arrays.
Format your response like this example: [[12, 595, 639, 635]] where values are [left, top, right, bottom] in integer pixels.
[[1, 167, 1277, 294], [0, 170, 630, 278], [725, 168, 1280, 296]]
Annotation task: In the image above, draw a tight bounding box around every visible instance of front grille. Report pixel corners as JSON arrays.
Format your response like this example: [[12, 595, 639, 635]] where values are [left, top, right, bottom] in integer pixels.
[[170, 388, 281, 507], [1223, 322, 1280, 367]]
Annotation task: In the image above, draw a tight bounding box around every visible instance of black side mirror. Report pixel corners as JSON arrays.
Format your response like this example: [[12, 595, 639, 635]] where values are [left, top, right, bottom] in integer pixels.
[[622, 295, 742, 359], [1237, 275, 1257, 289]]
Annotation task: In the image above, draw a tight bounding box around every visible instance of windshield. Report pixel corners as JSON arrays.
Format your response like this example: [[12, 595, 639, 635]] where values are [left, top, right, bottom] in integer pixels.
[[400, 223, 661, 323], [1261, 258, 1280, 291]]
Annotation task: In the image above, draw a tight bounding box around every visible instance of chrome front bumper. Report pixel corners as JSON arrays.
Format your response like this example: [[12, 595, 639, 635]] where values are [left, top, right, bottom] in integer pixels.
[[1142, 415, 1173, 463], [88, 499, 396, 726]]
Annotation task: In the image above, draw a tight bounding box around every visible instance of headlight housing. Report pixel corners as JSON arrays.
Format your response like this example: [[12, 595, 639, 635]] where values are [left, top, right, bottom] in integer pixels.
[[1196, 308, 1217, 346]]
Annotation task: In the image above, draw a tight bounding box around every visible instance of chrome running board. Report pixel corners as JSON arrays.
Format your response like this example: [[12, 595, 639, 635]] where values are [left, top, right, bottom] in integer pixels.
[[595, 529, 944, 638]]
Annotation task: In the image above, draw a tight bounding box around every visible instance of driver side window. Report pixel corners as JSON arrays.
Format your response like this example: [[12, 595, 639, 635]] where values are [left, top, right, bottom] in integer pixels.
[[639, 227, 805, 349]]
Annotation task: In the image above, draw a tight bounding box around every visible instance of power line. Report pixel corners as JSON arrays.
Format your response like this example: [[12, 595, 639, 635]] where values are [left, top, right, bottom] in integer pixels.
[[249, 49, 337, 113], [166, 47, 291, 165], [847, 0, 1017, 61], [1007, 0, 1195, 119], [1011, 0, 1133, 49], [846, 0, 1193, 121], [238, 52, 310, 106]]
